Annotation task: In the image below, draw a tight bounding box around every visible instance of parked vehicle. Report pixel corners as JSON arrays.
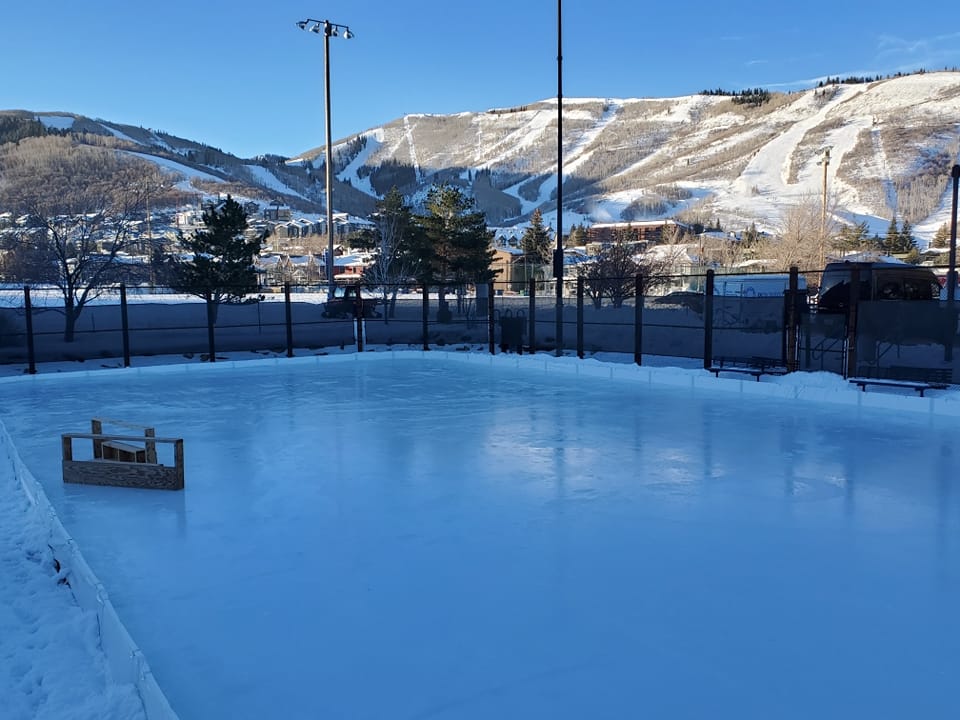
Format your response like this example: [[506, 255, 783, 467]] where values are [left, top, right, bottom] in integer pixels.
[[713, 273, 806, 298], [816, 261, 941, 313], [321, 284, 382, 319]]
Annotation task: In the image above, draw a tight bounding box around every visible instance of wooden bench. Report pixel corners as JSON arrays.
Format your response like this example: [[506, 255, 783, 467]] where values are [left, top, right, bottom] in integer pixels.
[[849, 368, 952, 398], [708, 356, 789, 381]]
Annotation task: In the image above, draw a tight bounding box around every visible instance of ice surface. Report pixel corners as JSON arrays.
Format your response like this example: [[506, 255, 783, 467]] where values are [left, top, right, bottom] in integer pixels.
[[2, 354, 959, 719]]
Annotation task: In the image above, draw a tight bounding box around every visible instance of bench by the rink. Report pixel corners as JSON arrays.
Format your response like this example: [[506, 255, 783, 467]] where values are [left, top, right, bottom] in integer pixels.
[[849, 367, 952, 398], [708, 356, 789, 381]]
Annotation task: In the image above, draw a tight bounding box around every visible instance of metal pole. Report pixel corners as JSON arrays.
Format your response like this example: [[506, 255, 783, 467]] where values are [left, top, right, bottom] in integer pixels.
[[528, 277, 536, 353], [24, 286, 36, 375], [703, 270, 715, 369], [576, 275, 584, 359], [421, 285, 429, 351], [120, 282, 130, 368], [634, 273, 643, 366], [284, 282, 294, 357], [488, 281, 496, 355], [820, 148, 830, 267], [554, 0, 564, 356], [947, 164, 960, 303], [324, 21, 336, 301]]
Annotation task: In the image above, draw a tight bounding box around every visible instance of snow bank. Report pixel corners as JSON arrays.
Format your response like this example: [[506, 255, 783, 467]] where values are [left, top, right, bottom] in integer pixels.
[[0, 423, 179, 720]]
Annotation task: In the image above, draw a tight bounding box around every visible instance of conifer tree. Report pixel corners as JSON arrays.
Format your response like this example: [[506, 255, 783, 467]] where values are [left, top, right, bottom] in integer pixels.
[[520, 209, 552, 263], [171, 195, 261, 320], [412, 184, 495, 316], [930, 223, 951, 248], [883, 216, 900, 252]]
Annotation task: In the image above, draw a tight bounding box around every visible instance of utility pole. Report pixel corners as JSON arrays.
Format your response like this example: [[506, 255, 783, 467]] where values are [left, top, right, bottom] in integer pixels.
[[819, 147, 830, 267], [554, 0, 564, 356]]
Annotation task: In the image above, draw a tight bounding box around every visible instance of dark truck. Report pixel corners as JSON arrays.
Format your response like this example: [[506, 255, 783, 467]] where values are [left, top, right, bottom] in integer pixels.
[[816, 261, 941, 312], [321, 284, 382, 319]]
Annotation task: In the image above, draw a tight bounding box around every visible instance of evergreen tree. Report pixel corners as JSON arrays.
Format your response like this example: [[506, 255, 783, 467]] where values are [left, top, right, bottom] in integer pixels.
[[171, 195, 261, 320], [929, 222, 951, 249], [520, 209, 552, 263], [412, 184, 495, 316], [883, 216, 900, 253], [896, 219, 917, 254], [837, 221, 870, 252], [567, 223, 588, 246]]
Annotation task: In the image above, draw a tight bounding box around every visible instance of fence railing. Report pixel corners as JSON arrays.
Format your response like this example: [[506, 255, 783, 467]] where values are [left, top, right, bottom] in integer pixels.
[[2, 269, 959, 387]]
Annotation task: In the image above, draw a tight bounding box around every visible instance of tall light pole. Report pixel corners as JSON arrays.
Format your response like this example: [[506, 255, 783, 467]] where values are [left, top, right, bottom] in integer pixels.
[[554, 0, 564, 356], [947, 164, 960, 303], [818, 146, 830, 267], [297, 18, 354, 300]]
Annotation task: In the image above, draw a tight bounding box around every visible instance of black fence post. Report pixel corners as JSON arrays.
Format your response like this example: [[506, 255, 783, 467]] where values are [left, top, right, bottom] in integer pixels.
[[284, 283, 294, 357], [355, 285, 364, 353], [24, 286, 36, 375], [205, 299, 217, 362], [703, 270, 715, 369], [576, 276, 584, 359], [634, 273, 643, 366], [488, 282, 496, 355], [845, 267, 860, 379], [528, 277, 536, 353], [421, 285, 429, 351], [119, 282, 131, 368], [786, 266, 799, 372]]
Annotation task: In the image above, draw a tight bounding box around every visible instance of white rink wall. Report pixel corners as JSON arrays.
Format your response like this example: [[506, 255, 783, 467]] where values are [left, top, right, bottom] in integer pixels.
[[0, 422, 179, 720]]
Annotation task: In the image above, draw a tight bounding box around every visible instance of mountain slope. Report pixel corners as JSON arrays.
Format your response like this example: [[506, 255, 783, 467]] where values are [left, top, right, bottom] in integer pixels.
[[4, 71, 959, 241]]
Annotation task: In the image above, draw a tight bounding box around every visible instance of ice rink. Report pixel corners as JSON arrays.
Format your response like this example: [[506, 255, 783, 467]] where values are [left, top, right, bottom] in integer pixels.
[[3, 354, 959, 719]]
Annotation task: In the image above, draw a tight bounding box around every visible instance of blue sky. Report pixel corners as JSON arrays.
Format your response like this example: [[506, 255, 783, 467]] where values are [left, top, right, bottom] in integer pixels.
[[2, 1, 958, 159]]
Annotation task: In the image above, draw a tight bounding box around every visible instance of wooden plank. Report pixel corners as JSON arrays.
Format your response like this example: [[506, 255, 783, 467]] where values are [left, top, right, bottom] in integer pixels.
[[62, 433, 183, 443], [63, 459, 183, 490]]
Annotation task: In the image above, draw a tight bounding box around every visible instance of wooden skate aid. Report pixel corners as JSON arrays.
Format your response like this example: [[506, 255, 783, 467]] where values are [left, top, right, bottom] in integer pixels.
[[61, 418, 184, 490]]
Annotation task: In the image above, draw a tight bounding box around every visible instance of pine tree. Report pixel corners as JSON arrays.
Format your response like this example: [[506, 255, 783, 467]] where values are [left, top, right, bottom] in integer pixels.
[[897, 219, 917, 254], [412, 184, 495, 316], [171, 195, 261, 318], [520, 209, 552, 263], [930, 223, 951, 248], [837, 221, 870, 252], [883, 216, 900, 253], [567, 223, 588, 246]]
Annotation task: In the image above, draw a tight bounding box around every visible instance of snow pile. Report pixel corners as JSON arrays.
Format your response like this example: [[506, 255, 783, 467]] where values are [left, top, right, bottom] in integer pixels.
[[0, 428, 148, 720]]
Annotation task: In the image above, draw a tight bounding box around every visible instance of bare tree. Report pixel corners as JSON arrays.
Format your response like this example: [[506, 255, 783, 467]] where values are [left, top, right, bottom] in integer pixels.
[[0, 136, 161, 341], [578, 227, 679, 308], [767, 193, 840, 271], [353, 187, 420, 320]]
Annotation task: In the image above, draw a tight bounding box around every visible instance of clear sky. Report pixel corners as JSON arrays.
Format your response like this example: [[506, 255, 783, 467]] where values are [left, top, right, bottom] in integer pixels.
[[2, 1, 959, 159]]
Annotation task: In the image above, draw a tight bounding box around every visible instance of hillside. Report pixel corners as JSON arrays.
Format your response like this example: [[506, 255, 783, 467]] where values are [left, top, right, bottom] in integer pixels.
[[3, 71, 960, 240]]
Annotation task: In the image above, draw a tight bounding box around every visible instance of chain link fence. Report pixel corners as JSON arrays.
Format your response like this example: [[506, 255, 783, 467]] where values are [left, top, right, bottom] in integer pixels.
[[2, 269, 958, 387]]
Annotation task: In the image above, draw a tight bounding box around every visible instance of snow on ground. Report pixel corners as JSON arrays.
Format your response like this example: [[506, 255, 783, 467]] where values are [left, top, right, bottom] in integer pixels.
[[336, 131, 383, 197], [243, 165, 308, 201], [36, 115, 75, 131], [0, 434, 146, 720], [123, 152, 225, 186]]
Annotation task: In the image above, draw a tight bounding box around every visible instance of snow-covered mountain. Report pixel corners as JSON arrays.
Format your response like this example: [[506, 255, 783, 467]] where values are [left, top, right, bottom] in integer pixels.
[[8, 71, 960, 241]]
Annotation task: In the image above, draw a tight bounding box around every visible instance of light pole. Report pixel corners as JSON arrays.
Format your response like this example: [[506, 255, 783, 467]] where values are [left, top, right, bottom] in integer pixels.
[[818, 146, 830, 267], [297, 18, 354, 300], [947, 164, 960, 303], [554, 0, 564, 356]]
